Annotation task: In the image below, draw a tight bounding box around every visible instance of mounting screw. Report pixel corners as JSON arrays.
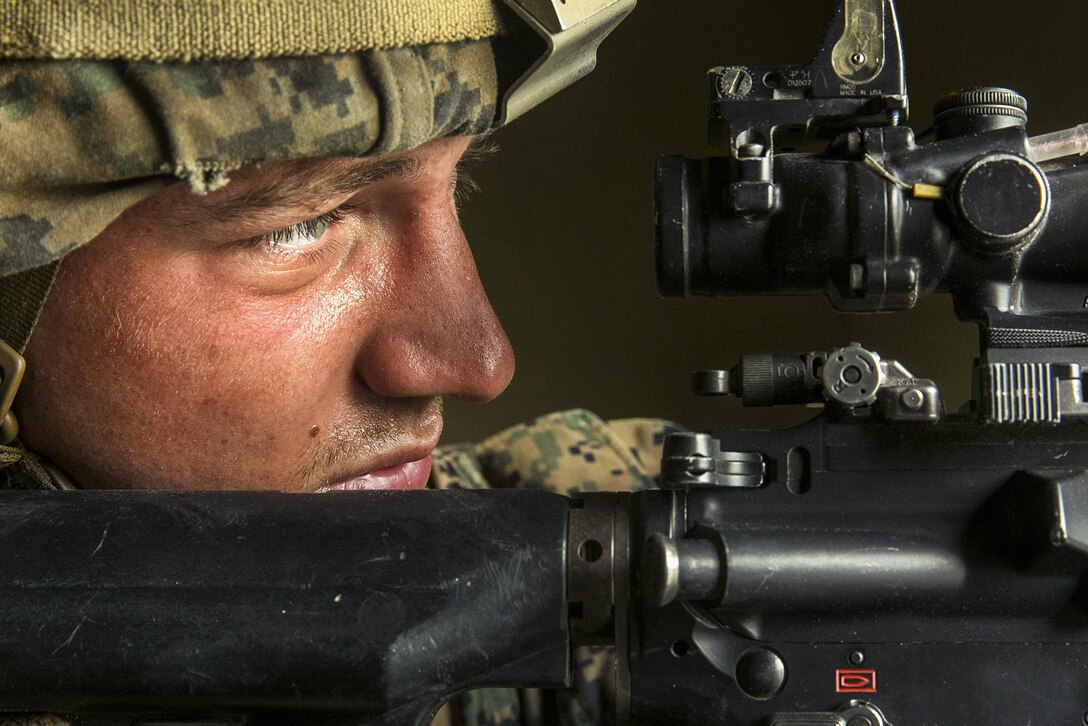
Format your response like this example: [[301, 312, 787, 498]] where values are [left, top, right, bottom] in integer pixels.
[[850, 51, 867, 66], [847, 717, 873, 726], [900, 389, 925, 410], [848, 650, 865, 665]]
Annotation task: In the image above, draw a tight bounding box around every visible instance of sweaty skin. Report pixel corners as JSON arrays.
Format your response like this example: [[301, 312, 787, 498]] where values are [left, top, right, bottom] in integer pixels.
[[15, 136, 514, 492]]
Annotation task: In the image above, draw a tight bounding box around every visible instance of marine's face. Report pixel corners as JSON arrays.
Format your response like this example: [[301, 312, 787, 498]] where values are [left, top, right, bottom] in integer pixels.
[[15, 135, 514, 492]]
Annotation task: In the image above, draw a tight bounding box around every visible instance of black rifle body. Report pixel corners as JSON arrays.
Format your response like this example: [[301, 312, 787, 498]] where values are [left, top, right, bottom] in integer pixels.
[[5, 426, 1088, 725], [614, 417, 1088, 724], [0, 489, 569, 726]]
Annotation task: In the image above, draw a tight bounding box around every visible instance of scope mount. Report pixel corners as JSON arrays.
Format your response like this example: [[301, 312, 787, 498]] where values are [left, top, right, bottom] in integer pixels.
[[710, 0, 906, 216]]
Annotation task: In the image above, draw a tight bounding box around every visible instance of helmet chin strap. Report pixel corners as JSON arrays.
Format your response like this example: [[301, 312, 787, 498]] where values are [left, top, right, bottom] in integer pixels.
[[0, 339, 26, 445], [0, 262, 63, 490], [0, 260, 59, 446]]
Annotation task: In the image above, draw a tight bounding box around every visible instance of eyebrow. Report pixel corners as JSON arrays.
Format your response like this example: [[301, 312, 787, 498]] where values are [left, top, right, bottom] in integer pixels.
[[171, 155, 421, 228], [176, 136, 498, 229]]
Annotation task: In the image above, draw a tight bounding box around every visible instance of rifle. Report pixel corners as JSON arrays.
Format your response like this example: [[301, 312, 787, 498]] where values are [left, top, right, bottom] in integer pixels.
[[5, 1, 1088, 724]]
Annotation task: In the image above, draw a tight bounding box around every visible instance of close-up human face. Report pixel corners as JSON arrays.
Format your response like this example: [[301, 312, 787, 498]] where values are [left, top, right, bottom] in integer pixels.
[[15, 135, 514, 492]]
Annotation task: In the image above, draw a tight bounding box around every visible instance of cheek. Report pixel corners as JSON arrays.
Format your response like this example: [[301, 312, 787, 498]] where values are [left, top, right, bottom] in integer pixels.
[[22, 241, 359, 485], [114, 281, 348, 428]]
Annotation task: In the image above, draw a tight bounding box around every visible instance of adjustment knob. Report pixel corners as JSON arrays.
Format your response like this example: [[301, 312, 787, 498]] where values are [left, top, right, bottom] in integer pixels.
[[954, 153, 1049, 253], [823, 344, 882, 407], [933, 87, 1027, 140]]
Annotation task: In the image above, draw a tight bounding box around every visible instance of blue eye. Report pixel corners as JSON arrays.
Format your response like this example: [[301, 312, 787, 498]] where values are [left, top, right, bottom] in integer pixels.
[[266, 215, 333, 249], [253, 207, 349, 253]]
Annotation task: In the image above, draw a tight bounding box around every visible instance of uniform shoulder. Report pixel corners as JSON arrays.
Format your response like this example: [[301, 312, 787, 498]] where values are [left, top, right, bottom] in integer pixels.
[[431, 409, 686, 493]]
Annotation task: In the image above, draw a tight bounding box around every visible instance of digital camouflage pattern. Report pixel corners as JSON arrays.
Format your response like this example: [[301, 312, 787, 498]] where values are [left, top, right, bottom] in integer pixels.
[[432, 409, 679, 496], [0, 39, 498, 276], [431, 409, 685, 726]]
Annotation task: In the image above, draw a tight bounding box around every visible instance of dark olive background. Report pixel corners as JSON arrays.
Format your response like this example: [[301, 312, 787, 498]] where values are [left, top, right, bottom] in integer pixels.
[[441, 0, 1088, 443]]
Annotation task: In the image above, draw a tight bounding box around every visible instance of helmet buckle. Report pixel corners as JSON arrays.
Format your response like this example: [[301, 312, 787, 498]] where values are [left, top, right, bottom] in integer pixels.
[[0, 340, 26, 445]]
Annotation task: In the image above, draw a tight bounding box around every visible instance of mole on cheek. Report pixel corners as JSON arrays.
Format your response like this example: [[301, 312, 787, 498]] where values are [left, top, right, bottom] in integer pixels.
[[310, 425, 320, 437]]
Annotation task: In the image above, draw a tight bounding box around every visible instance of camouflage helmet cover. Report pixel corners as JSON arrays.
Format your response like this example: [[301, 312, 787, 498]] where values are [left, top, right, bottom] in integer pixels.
[[0, 0, 510, 278]]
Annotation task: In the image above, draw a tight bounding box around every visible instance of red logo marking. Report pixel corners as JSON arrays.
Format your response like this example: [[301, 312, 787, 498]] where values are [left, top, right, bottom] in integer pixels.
[[836, 669, 877, 693]]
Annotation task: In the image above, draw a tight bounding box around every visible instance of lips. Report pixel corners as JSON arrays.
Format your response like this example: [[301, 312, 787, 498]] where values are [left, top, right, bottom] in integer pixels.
[[315, 455, 433, 492]]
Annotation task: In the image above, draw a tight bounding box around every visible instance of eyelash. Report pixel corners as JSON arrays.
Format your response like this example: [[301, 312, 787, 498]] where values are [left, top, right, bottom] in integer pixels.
[[452, 166, 480, 206], [246, 146, 489, 257], [452, 138, 496, 206], [246, 205, 354, 257]]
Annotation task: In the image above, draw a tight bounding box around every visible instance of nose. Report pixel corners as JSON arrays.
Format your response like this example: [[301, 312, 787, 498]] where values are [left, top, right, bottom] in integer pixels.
[[353, 207, 515, 402]]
